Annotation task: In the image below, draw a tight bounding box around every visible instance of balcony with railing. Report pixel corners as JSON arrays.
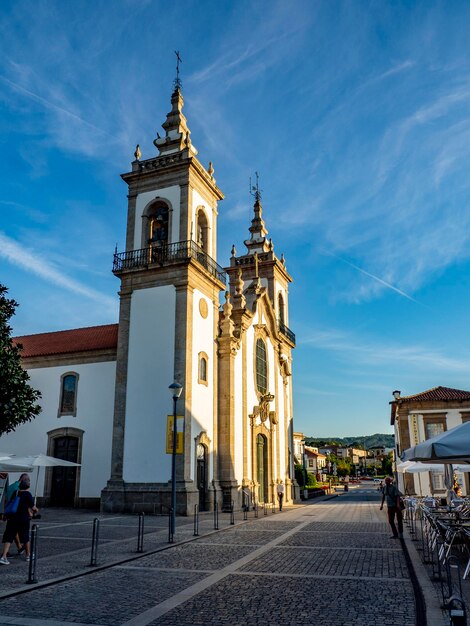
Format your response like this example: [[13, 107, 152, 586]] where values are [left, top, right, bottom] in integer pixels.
[[112, 240, 227, 285], [279, 320, 296, 345]]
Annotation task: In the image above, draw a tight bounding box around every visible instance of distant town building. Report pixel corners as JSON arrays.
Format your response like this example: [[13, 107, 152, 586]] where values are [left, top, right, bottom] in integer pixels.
[[304, 446, 326, 473]]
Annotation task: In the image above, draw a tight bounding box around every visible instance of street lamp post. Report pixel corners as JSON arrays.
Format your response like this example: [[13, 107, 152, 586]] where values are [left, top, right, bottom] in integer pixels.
[[169, 382, 183, 542]]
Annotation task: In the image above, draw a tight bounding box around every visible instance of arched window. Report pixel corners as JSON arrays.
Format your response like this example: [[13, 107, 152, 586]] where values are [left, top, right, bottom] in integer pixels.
[[198, 352, 208, 385], [147, 203, 169, 247], [255, 339, 267, 394], [196, 208, 209, 252], [59, 373, 78, 416], [278, 292, 285, 326]]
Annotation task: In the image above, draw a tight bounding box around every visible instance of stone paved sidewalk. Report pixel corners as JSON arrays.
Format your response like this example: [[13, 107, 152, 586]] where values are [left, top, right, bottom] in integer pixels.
[[0, 488, 419, 625]]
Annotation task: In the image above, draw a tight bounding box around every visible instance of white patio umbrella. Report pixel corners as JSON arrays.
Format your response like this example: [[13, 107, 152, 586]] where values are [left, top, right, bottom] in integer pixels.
[[402, 421, 470, 463], [396, 460, 470, 497], [2, 454, 81, 504], [0, 460, 34, 472]]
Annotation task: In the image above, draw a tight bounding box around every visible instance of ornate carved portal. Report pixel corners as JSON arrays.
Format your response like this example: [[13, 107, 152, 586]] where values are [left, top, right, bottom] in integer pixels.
[[249, 394, 277, 504]]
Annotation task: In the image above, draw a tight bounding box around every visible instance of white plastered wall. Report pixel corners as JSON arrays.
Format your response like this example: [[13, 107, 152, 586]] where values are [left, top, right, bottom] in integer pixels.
[[133, 186, 181, 249], [0, 361, 116, 498], [190, 288, 215, 482], [123, 285, 175, 483]]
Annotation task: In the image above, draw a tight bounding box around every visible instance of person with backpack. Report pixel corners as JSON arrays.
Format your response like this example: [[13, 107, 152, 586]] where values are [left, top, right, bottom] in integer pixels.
[[0, 477, 38, 565], [380, 476, 403, 539]]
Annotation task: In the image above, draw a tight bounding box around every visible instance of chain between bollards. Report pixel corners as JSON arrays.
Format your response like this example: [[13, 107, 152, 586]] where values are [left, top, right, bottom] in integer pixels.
[[137, 512, 145, 553], [213, 500, 219, 530], [194, 504, 199, 536], [27, 524, 38, 584], [230, 500, 235, 525], [89, 518, 100, 566]]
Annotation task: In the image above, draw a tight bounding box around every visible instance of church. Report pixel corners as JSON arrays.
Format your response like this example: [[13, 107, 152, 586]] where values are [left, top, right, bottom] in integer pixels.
[[4, 78, 297, 514]]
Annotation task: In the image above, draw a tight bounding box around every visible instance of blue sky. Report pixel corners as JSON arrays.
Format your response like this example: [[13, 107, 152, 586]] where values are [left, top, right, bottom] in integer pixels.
[[2, 1, 470, 438]]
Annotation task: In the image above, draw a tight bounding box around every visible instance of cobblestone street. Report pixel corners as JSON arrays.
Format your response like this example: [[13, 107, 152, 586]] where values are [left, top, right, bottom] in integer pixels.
[[0, 486, 421, 625]]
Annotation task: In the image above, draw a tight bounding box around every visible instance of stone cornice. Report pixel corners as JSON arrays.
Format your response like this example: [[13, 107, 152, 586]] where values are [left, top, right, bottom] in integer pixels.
[[122, 152, 224, 201], [22, 348, 117, 369]]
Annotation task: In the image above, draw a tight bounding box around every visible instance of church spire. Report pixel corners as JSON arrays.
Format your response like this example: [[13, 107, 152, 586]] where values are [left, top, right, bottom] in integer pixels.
[[244, 172, 269, 254], [153, 51, 197, 156]]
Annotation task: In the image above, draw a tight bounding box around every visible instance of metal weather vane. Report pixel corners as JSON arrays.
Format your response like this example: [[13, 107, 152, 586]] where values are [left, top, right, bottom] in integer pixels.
[[174, 50, 182, 90], [249, 171, 262, 203]]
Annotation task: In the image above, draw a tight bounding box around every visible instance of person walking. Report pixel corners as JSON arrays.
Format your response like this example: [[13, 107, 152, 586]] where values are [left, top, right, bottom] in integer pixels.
[[276, 480, 285, 511], [1, 477, 38, 565], [380, 476, 403, 539]]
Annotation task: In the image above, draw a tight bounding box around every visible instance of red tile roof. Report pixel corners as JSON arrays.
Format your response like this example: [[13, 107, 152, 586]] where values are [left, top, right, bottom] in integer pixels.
[[14, 324, 118, 358], [398, 386, 470, 403]]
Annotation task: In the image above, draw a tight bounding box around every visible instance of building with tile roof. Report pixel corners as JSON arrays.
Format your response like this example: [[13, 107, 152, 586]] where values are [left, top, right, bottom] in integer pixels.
[[390, 387, 470, 497]]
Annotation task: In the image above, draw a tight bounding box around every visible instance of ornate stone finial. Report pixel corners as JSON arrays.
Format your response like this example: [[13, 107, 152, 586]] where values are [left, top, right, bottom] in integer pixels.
[[232, 267, 246, 310], [134, 144, 141, 161], [223, 291, 232, 317], [268, 238, 273, 251], [185, 132, 191, 147], [220, 291, 235, 336], [235, 267, 243, 294], [280, 253, 285, 264], [208, 161, 214, 178], [254, 251, 259, 278], [231, 244, 236, 257]]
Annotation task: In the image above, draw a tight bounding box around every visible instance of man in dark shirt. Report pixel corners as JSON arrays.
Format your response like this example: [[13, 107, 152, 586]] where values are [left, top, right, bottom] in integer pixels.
[[380, 476, 403, 539]]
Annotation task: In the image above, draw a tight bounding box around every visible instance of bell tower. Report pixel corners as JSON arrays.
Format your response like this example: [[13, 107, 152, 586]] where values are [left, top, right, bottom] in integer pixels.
[[102, 75, 226, 514]]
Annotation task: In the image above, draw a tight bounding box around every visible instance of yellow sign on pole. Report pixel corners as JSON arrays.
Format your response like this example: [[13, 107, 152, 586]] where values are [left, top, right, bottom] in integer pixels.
[[166, 415, 184, 454]]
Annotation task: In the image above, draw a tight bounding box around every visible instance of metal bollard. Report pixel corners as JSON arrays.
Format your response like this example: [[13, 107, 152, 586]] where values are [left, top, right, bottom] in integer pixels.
[[27, 524, 38, 584], [194, 504, 199, 536], [89, 518, 100, 566], [137, 512, 145, 553], [214, 501, 219, 530], [230, 500, 235, 525], [264, 503, 268, 516], [168, 507, 174, 543], [243, 505, 248, 521], [272, 501, 275, 514], [254, 503, 258, 518]]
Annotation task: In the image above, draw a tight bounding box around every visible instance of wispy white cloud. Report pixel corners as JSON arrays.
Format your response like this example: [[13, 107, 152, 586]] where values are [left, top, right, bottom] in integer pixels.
[[322, 250, 420, 304], [0, 231, 116, 310], [301, 327, 470, 374], [0, 74, 108, 135]]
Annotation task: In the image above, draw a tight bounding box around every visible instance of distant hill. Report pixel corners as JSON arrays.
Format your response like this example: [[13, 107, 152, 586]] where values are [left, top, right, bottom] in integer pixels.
[[305, 433, 394, 449]]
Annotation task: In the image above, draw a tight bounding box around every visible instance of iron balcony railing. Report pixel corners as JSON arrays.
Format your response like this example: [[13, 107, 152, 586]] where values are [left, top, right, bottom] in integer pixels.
[[112, 240, 227, 284], [279, 320, 296, 345]]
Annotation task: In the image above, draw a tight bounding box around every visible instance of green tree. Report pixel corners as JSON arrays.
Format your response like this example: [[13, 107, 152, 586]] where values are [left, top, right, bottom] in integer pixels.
[[382, 452, 393, 475], [0, 285, 41, 435]]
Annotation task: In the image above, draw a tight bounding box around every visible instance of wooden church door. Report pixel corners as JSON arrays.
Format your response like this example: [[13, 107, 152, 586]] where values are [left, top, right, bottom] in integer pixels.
[[51, 436, 78, 506]]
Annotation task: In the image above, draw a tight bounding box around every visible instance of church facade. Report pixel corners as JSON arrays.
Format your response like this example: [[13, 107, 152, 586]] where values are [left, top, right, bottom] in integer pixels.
[[5, 84, 297, 514]]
